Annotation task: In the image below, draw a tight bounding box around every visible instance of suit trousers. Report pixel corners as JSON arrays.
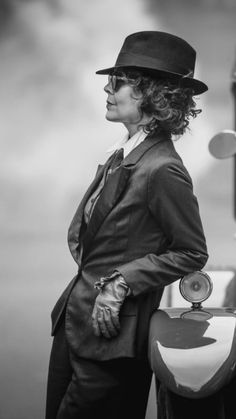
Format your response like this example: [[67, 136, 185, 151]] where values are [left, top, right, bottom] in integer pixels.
[[45, 320, 153, 419]]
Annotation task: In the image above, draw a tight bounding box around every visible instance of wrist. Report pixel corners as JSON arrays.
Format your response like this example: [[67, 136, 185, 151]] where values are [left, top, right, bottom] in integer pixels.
[[94, 271, 131, 296]]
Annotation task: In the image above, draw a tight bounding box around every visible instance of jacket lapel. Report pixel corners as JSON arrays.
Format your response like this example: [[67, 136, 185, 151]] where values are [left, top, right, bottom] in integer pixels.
[[82, 165, 131, 257], [67, 155, 115, 263]]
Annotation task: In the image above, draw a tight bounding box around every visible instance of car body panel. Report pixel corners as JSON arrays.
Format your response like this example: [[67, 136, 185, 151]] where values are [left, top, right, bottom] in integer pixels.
[[149, 306, 236, 398]]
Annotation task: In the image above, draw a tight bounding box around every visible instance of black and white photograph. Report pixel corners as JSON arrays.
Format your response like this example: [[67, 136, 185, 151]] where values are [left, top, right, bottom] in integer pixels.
[[1, 1, 236, 418]]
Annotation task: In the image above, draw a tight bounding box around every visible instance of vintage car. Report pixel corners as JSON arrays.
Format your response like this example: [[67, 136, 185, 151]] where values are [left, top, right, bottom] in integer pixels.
[[149, 270, 236, 395], [147, 130, 236, 418]]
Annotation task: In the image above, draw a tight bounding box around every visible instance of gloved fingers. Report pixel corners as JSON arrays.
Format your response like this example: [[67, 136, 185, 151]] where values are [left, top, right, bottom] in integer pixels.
[[92, 306, 120, 339], [103, 307, 120, 337], [96, 307, 119, 339], [96, 308, 114, 339], [96, 310, 108, 338], [92, 307, 114, 339], [109, 311, 121, 332]]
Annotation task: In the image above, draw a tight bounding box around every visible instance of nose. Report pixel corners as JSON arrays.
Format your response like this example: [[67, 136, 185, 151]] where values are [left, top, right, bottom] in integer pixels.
[[104, 79, 113, 94]]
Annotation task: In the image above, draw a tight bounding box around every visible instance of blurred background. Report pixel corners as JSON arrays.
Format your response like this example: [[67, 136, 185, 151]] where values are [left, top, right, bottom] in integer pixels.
[[1, 0, 236, 418]]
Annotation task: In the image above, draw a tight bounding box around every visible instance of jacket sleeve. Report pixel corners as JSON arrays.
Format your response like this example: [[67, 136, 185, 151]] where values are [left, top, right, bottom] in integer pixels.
[[116, 161, 208, 297]]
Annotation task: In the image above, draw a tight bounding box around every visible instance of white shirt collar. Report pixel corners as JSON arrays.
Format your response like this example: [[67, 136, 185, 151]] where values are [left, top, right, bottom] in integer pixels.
[[106, 129, 148, 158]]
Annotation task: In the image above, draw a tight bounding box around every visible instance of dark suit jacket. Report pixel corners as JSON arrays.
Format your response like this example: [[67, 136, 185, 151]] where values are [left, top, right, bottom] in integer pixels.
[[51, 132, 208, 360]]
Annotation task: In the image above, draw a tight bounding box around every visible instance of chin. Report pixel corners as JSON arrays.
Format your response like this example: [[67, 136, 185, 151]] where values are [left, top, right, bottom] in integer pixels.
[[105, 112, 119, 122]]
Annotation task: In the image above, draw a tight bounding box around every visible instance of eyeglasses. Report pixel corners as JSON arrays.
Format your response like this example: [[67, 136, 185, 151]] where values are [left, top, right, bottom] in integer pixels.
[[108, 75, 136, 92]]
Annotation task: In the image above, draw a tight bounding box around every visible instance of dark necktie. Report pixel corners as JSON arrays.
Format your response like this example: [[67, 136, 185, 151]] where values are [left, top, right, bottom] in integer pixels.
[[85, 148, 124, 223], [107, 148, 124, 175]]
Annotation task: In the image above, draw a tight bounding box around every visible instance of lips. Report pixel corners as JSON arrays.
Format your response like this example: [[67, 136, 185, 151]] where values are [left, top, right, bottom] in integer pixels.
[[107, 101, 115, 105]]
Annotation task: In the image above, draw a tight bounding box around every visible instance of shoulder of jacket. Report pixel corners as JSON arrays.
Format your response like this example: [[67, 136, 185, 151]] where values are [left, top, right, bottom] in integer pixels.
[[146, 149, 192, 184], [145, 145, 184, 172]]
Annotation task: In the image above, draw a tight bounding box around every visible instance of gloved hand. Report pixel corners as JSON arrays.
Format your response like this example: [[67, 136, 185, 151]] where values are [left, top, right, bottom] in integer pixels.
[[92, 273, 129, 339]]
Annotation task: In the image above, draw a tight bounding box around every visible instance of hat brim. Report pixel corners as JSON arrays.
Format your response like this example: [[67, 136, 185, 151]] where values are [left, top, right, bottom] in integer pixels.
[[96, 65, 208, 95]]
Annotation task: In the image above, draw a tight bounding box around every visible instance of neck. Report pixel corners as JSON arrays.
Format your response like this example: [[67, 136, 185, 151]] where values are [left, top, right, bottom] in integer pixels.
[[125, 125, 141, 138], [124, 115, 152, 138]]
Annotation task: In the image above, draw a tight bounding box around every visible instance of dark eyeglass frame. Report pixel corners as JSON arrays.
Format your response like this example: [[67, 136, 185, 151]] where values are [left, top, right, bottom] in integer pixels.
[[108, 74, 136, 92]]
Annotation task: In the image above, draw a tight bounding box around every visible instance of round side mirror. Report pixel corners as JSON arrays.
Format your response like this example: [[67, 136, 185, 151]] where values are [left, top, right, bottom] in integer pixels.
[[179, 271, 213, 307], [208, 130, 236, 159]]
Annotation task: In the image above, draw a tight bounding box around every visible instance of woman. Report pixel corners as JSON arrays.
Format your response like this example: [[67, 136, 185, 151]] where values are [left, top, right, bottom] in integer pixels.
[[46, 31, 208, 419]]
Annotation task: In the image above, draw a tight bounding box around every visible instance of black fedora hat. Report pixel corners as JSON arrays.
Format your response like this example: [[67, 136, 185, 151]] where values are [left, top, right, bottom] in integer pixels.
[[96, 31, 208, 95]]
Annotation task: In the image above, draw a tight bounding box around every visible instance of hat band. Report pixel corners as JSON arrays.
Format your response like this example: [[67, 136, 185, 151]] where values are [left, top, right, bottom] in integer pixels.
[[115, 52, 194, 78]]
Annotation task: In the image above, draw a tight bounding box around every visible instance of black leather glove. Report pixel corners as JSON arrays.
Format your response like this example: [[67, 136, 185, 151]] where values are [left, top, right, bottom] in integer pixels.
[[92, 272, 129, 339]]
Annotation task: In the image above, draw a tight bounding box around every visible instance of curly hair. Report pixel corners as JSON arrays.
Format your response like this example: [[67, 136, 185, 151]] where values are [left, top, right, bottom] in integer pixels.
[[113, 69, 201, 136]]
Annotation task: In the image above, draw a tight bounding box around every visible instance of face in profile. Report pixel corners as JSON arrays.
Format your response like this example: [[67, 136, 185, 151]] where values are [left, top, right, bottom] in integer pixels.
[[104, 75, 144, 128]]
